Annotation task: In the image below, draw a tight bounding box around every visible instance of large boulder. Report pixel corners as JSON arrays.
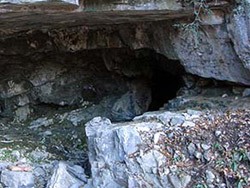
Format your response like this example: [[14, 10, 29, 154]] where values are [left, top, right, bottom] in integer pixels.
[[85, 103, 250, 188]]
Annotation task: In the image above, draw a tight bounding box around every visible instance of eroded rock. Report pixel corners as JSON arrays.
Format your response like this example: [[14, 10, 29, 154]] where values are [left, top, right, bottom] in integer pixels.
[[46, 162, 87, 188], [1, 169, 34, 188]]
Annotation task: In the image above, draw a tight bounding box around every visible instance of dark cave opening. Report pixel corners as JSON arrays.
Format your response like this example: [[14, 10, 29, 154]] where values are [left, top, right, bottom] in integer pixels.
[[148, 54, 185, 111], [149, 69, 184, 111]]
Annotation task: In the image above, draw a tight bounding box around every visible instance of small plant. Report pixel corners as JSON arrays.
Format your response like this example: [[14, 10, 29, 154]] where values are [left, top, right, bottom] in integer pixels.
[[174, 0, 213, 48], [237, 177, 248, 188], [213, 142, 224, 152], [231, 149, 248, 172]]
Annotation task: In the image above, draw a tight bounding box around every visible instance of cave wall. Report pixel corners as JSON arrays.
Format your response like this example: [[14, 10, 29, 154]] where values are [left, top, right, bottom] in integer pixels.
[[0, 49, 156, 121]]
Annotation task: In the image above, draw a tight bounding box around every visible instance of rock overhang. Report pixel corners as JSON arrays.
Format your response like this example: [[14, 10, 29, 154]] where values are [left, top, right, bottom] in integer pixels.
[[0, 0, 249, 86]]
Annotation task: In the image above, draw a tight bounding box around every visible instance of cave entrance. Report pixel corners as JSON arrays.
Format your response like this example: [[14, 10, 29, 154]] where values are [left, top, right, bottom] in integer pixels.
[[149, 65, 184, 111], [0, 47, 185, 179], [147, 52, 185, 111]]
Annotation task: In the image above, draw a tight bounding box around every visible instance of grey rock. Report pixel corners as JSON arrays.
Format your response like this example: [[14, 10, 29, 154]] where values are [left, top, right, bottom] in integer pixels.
[[187, 143, 196, 156], [204, 150, 212, 162], [169, 174, 182, 188], [206, 170, 215, 183], [43, 130, 52, 136], [170, 117, 184, 126], [1, 169, 34, 188], [201, 144, 211, 151], [46, 162, 87, 188], [247, 152, 250, 161], [29, 118, 54, 130], [215, 130, 222, 137], [169, 165, 178, 173], [0, 162, 10, 171], [85, 116, 171, 188], [242, 88, 250, 97], [227, 0, 250, 70], [194, 151, 202, 159], [29, 147, 51, 162], [181, 175, 191, 187], [187, 109, 202, 117]]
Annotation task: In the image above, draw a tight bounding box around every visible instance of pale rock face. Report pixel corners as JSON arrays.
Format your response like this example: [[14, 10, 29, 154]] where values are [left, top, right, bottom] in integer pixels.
[[85, 112, 197, 188], [1, 169, 34, 188], [227, 0, 250, 70], [46, 162, 87, 188]]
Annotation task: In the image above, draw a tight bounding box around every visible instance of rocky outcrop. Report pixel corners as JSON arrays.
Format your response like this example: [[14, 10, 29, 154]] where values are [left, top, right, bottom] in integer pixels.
[[47, 162, 87, 188], [0, 1, 249, 187], [227, 0, 250, 70], [85, 102, 250, 188]]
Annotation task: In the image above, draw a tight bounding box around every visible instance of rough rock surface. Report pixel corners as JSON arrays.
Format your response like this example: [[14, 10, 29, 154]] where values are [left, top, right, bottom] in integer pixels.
[[0, 49, 152, 121], [85, 107, 250, 188], [1, 169, 34, 188], [0, 1, 249, 85], [227, 0, 250, 70], [0, 1, 249, 188], [47, 162, 87, 188]]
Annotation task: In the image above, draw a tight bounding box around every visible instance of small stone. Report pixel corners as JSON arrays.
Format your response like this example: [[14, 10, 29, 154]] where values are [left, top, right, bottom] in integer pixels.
[[194, 151, 202, 159], [206, 170, 215, 183], [201, 144, 211, 150], [152, 167, 157, 174], [182, 121, 195, 127], [222, 94, 228, 98], [11, 150, 21, 160], [219, 183, 227, 188], [29, 118, 54, 130], [204, 150, 212, 162], [181, 175, 191, 187], [215, 130, 221, 137], [169, 165, 178, 172], [163, 167, 170, 175], [187, 109, 202, 116], [187, 143, 196, 156], [242, 88, 250, 97], [168, 132, 174, 139], [154, 132, 163, 144], [170, 117, 184, 126], [169, 174, 182, 188], [18, 158, 28, 164], [43, 130, 52, 136]]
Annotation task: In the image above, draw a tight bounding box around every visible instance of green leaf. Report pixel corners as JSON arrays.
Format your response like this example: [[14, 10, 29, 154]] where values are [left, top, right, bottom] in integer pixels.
[[232, 161, 238, 172], [237, 180, 243, 188]]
